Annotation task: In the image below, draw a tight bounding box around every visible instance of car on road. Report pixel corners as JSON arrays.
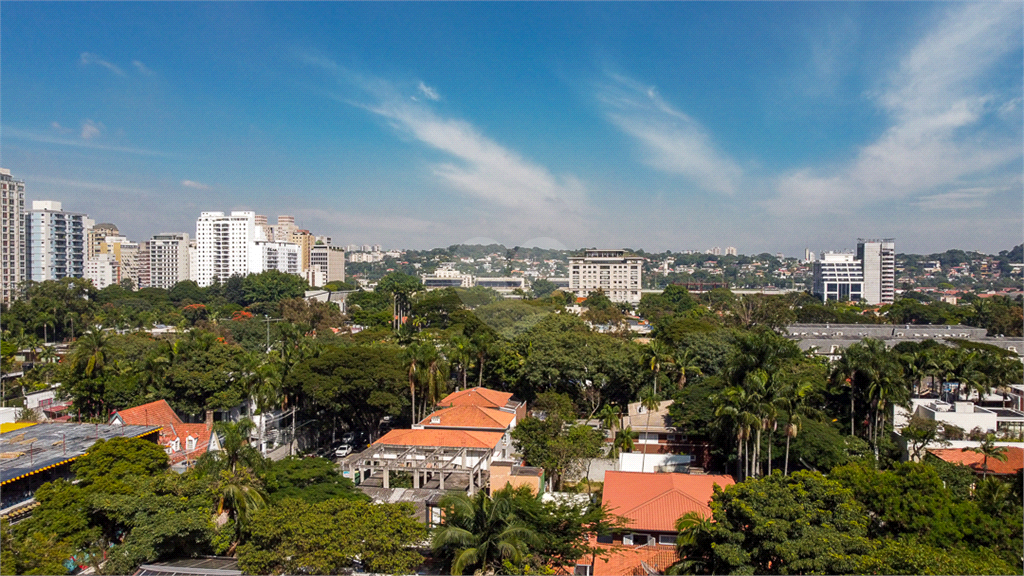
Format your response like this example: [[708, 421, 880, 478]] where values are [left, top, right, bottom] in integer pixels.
[[335, 444, 353, 458], [341, 432, 355, 444]]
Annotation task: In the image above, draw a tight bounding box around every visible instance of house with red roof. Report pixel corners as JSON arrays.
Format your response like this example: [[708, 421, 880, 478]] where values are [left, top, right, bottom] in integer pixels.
[[110, 400, 218, 466], [436, 386, 526, 421], [927, 446, 1023, 477], [583, 471, 735, 576]]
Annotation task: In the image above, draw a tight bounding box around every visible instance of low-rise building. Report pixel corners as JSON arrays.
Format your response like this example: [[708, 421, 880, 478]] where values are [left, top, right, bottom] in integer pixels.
[[110, 400, 218, 468]]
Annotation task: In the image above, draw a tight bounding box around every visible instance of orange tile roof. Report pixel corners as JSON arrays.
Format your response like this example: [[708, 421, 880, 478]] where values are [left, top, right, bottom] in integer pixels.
[[113, 400, 213, 463], [588, 542, 679, 576], [374, 428, 504, 449], [437, 387, 513, 410], [116, 400, 181, 428], [602, 471, 735, 533], [928, 447, 1023, 476], [419, 405, 515, 430]]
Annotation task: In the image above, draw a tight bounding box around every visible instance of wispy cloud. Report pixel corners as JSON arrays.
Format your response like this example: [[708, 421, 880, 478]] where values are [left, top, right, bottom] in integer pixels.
[[181, 180, 210, 190], [80, 52, 125, 76], [597, 72, 743, 195], [770, 3, 1022, 215], [4, 126, 170, 157], [22, 174, 151, 196], [417, 81, 440, 101], [299, 51, 589, 235], [132, 60, 154, 76], [80, 119, 104, 140], [51, 121, 73, 135]]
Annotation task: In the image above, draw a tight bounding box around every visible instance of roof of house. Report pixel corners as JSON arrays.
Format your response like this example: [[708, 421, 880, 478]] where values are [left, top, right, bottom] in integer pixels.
[[437, 387, 514, 410], [419, 405, 516, 430], [622, 399, 677, 433], [602, 471, 735, 532], [374, 428, 505, 450], [589, 543, 678, 576], [927, 447, 1023, 476], [111, 400, 213, 464]]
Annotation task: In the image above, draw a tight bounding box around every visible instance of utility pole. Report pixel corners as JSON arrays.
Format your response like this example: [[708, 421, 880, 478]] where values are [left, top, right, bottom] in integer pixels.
[[261, 316, 284, 353]]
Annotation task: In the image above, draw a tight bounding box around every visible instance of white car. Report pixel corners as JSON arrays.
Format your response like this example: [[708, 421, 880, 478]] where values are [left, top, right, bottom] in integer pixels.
[[335, 444, 353, 458]]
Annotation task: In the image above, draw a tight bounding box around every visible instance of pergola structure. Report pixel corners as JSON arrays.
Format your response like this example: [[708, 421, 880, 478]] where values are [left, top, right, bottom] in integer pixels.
[[346, 443, 492, 494]]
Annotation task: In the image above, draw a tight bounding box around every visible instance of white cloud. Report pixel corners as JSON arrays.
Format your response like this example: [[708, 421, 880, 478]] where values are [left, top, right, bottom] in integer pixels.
[[132, 60, 154, 76], [300, 53, 589, 237], [598, 73, 743, 195], [79, 52, 125, 76], [770, 3, 1022, 216], [417, 81, 440, 101], [50, 121, 72, 134], [80, 120, 104, 140], [181, 180, 211, 190], [5, 126, 169, 157]]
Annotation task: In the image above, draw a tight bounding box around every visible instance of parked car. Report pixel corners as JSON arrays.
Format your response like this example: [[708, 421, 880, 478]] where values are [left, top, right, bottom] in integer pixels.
[[341, 432, 355, 444], [335, 444, 353, 458]]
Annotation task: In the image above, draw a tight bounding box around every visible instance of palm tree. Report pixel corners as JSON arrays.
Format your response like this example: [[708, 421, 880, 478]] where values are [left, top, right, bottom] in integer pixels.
[[209, 467, 267, 553], [962, 433, 1008, 480], [471, 331, 495, 388], [195, 418, 266, 476], [669, 511, 713, 575], [638, 385, 662, 472], [431, 488, 542, 575], [71, 325, 111, 378], [611, 427, 636, 459], [640, 340, 674, 396], [597, 404, 622, 456], [674, 348, 702, 389], [400, 342, 425, 422], [714, 379, 761, 481], [775, 379, 822, 476], [448, 334, 474, 391], [422, 344, 451, 416]]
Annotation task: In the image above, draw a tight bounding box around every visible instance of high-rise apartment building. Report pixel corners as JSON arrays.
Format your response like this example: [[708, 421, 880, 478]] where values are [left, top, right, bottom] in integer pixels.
[[249, 240, 300, 276], [857, 239, 895, 305], [193, 211, 257, 287], [310, 244, 346, 284], [85, 253, 119, 290], [145, 233, 190, 289], [725, 246, 737, 256], [1, 168, 26, 304], [812, 252, 863, 302], [812, 238, 895, 305], [88, 223, 119, 260], [99, 234, 141, 288], [568, 249, 643, 304], [25, 201, 92, 282]]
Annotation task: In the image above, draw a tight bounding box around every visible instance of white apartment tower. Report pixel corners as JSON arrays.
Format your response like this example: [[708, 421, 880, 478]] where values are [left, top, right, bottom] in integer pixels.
[[568, 249, 643, 304], [857, 239, 895, 305], [1, 168, 26, 304], [812, 252, 863, 302], [145, 233, 191, 289], [249, 241, 301, 276], [194, 211, 257, 287], [25, 201, 92, 282], [85, 253, 119, 290]]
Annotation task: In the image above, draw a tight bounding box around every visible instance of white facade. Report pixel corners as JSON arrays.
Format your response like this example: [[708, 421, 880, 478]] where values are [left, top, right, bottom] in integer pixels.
[[193, 211, 257, 287], [812, 252, 863, 302], [422, 263, 473, 288], [1, 168, 26, 304], [85, 253, 119, 289], [146, 233, 190, 289], [568, 249, 643, 304], [249, 241, 301, 276], [857, 238, 895, 305], [25, 201, 93, 282]]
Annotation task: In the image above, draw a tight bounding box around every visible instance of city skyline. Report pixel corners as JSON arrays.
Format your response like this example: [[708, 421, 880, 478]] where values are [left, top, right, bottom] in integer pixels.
[[1, 3, 1021, 255]]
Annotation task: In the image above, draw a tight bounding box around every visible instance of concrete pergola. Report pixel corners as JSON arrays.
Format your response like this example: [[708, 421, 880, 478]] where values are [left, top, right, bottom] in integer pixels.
[[346, 443, 491, 494]]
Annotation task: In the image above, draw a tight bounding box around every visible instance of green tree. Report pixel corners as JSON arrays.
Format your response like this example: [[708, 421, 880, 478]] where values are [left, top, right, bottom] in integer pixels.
[[240, 270, 309, 306], [674, 471, 872, 575], [431, 487, 543, 575], [72, 437, 169, 488], [262, 456, 369, 504], [962, 433, 1008, 480]]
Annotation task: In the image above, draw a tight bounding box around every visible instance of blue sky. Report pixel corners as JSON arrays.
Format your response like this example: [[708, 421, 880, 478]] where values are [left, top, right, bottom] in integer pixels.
[[2, 2, 1021, 255]]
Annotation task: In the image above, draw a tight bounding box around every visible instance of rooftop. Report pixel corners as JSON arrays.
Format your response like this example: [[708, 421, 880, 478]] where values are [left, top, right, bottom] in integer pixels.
[[602, 471, 735, 532], [927, 447, 1023, 476], [374, 428, 505, 450], [1, 423, 161, 485], [438, 387, 516, 411], [419, 405, 516, 430]]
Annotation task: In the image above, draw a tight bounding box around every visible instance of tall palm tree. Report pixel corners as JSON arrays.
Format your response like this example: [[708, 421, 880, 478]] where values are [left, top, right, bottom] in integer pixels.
[[448, 334, 474, 391], [775, 379, 822, 476], [400, 344, 422, 423], [71, 325, 111, 378], [713, 379, 761, 481], [209, 467, 267, 553], [611, 427, 636, 459], [423, 344, 451, 416], [674, 348, 702, 389], [640, 340, 674, 396], [669, 511, 713, 575], [431, 488, 542, 575], [962, 433, 1008, 480], [471, 331, 495, 388], [638, 385, 662, 473]]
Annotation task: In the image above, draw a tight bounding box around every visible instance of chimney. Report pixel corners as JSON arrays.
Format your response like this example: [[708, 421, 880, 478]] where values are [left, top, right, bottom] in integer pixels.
[[205, 410, 214, 429]]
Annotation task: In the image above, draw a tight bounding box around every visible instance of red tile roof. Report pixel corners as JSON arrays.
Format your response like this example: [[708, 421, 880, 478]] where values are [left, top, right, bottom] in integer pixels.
[[437, 387, 513, 410], [602, 471, 735, 532], [374, 428, 504, 450], [588, 543, 678, 576], [928, 447, 1023, 476], [111, 400, 213, 463], [419, 405, 515, 430]]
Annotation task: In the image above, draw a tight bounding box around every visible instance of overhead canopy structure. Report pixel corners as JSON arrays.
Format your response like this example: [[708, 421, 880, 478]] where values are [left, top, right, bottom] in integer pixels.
[[346, 442, 492, 494]]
